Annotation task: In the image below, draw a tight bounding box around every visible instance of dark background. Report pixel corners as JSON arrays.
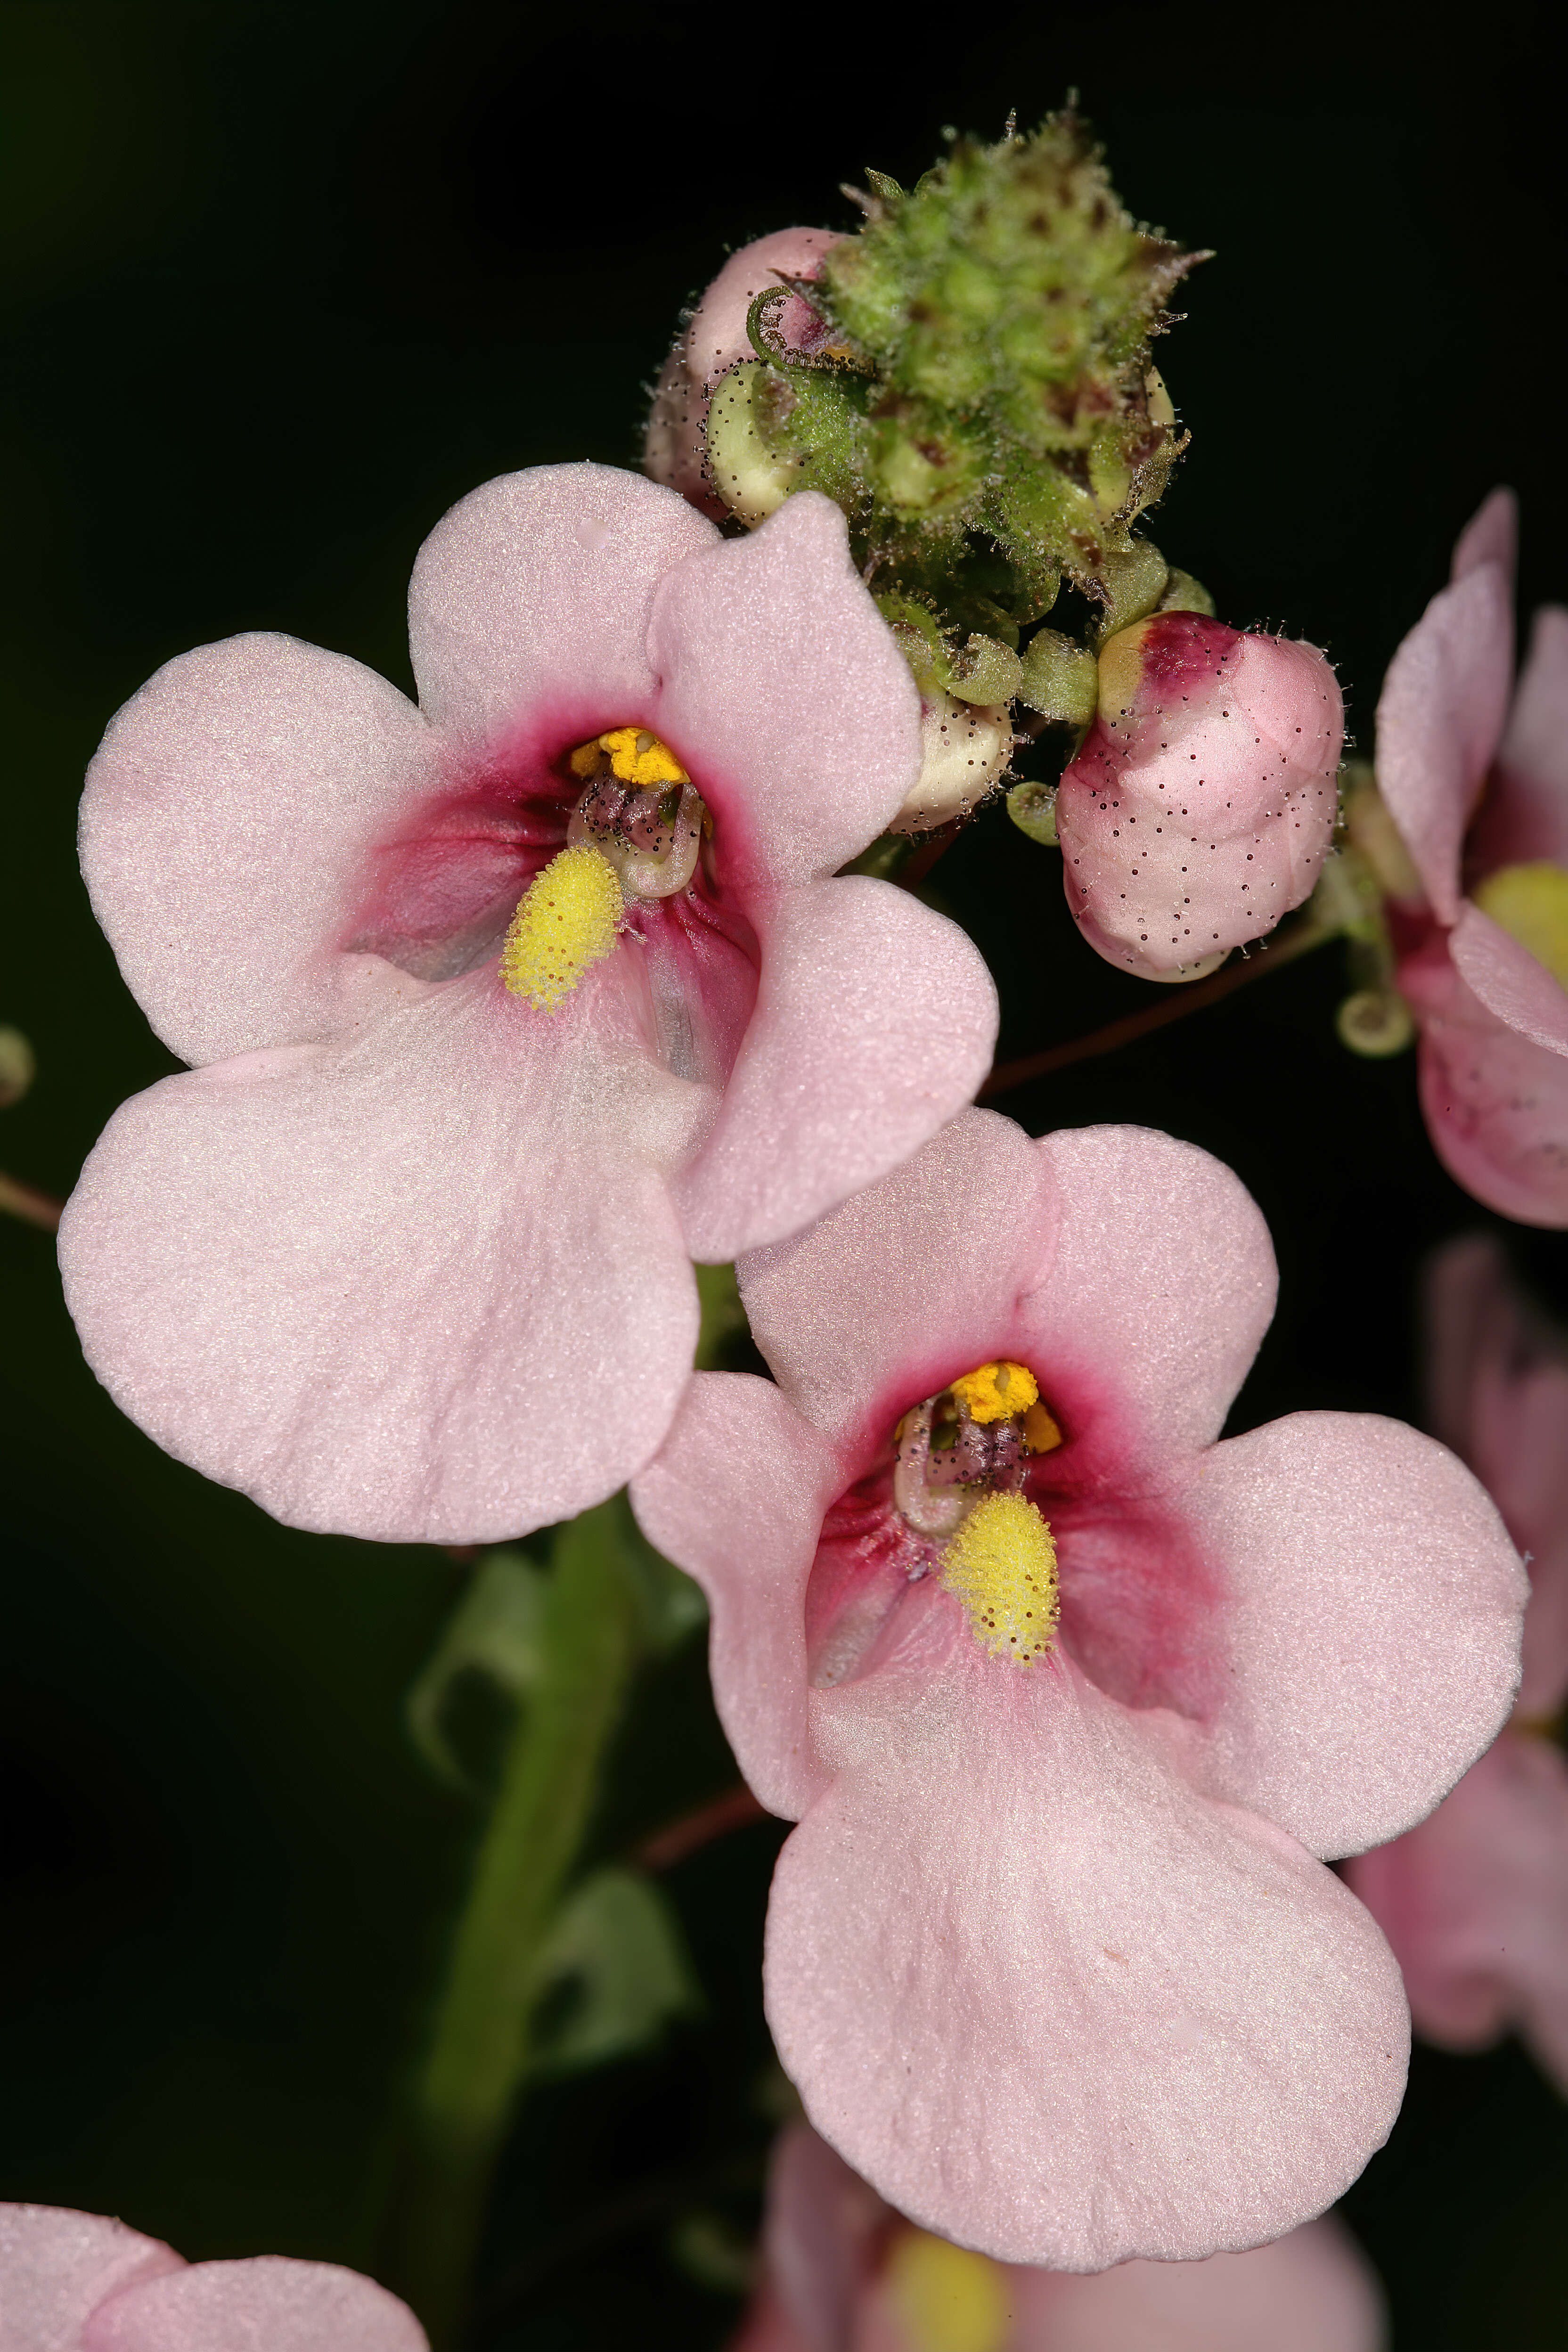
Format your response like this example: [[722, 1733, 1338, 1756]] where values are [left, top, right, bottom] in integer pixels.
[[3, 2, 1567, 2344]]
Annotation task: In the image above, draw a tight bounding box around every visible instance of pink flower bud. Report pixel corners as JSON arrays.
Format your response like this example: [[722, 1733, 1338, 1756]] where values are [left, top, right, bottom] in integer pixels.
[[644, 229, 843, 519], [1055, 612, 1344, 979]]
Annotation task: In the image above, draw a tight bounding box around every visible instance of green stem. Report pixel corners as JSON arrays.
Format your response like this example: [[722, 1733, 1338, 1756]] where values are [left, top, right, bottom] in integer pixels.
[[980, 917, 1335, 1099], [384, 1500, 639, 2345]]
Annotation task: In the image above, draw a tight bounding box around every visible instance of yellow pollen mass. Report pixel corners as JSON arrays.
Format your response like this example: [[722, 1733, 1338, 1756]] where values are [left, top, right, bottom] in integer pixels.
[[594, 726, 690, 788], [941, 1490, 1059, 1666], [950, 1359, 1039, 1424], [885, 2230, 1011, 2352], [1022, 1400, 1063, 1454], [1472, 860, 1568, 991], [500, 844, 624, 1011]]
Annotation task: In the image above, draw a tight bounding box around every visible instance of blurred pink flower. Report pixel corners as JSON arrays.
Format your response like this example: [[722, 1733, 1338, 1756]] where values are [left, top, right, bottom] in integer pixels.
[[632, 1110, 1524, 2268], [645, 229, 844, 520], [733, 2124, 1386, 2352], [0, 2204, 424, 2352], [59, 466, 996, 1544], [1347, 1234, 1568, 2089], [1376, 488, 1568, 1224], [1054, 612, 1343, 980]]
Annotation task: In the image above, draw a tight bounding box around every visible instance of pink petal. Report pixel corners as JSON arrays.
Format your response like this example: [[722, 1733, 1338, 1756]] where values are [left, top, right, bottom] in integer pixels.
[[1346, 1729, 1568, 2094], [1450, 901, 1568, 1055], [79, 635, 435, 1069], [1470, 607, 1568, 873], [1425, 1236, 1568, 1716], [1013, 2217, 1386, 2352], [81, 2257, 426, 2352], [1450, 486, 1519, 584], [1186, 1413, 1525, 1858], [407, 462, 716, 751], [1375, 566, 1514, 922], [646, 494, 924, 889], [59, 966, 703, 1544], [735, 1111, 1059, 1452], [1022, 1127, 1277, 1474], [675, 880, 997, 1262], [1401, 932, 1568, 1226], [769, 1638, 1408, 2269], [629, 1374, 846, 1818], [0, 2206, 184, 2352]]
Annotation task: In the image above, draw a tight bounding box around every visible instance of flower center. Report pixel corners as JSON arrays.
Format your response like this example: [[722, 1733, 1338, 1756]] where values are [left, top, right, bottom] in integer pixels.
[[499, 728, 711, 1014], [893, 1358, 1063, 1666], [567, 727, 708, 901], [1472, 860, 1568, 990]]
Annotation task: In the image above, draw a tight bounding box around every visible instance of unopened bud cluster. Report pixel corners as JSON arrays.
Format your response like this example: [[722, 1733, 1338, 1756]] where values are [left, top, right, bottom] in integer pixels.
[[647, 114, 1348, 980]]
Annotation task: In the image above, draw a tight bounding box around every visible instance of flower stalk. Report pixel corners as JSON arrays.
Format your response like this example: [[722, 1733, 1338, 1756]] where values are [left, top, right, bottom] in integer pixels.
[[383, 1498, 641, 2345]]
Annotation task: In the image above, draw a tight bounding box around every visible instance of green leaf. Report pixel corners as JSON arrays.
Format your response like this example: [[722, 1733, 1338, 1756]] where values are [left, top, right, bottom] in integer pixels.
[[530, 1866, 701, 2074], [405, 1549, 547, 1797]]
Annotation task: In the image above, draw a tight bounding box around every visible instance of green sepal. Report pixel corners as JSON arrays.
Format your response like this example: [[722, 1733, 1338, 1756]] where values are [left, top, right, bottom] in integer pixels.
[[1007, 779, 1061, 846], [1016, 629, 1098, 724], [405, 1548, 547, 1799], [1158, 567, 1216, 617], [1089, 540, 1170, 647]]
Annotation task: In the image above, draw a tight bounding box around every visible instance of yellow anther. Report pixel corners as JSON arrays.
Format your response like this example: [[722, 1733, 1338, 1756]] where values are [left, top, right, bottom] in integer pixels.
[[500, 844, 624, 1011], [1472, 861, 1568, 991], [884, 2230, 1011, 2352], [941, 1490, 1058, 1666], [950, 1359, 1039, 1425], [1021, 1401, 1063, 1454], [597, 726, 690, 789]]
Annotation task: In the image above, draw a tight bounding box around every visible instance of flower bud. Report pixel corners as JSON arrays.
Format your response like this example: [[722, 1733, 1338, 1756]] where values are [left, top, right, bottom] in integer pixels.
[[644, 229, 843, 520], [890, 689, 1013, 834], [1054, 612, 1344, 979]]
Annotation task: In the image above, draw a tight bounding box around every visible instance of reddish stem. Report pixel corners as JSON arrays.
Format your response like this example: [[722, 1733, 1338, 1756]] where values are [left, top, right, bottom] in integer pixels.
[[980, 920, 1333, 1099], [0, 1171, 64, 1233], [631, 1783, 769, 1872]]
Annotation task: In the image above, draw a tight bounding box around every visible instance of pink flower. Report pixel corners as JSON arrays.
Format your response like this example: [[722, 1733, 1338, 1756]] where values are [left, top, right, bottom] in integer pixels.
[[733, 2124, 1386, 2352], [0, 2204, 424, 2351], [1055, 612, 1343, 979], [1376, 488, 1568, 1223], [1347, 1234, 1568, 2090], [58, 467, 996, 1543], [645, 229, 843, 522], [631, 1111, 1524, 2266]]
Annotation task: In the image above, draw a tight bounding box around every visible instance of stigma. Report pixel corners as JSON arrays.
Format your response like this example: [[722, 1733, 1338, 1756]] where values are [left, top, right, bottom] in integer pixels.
[[567, 727, 708, 900]]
